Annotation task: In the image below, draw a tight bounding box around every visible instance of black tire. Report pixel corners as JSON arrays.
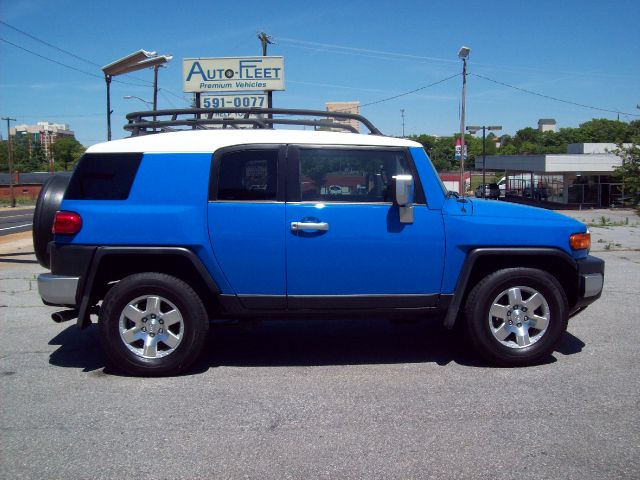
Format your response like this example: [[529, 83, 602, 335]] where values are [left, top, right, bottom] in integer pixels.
[[33, 174, 71, 268], [98, 272, 209, 376], [464, 268, 568, 367]]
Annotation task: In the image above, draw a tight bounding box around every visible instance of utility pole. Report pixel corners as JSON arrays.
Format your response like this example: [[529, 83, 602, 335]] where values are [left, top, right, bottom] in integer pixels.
[[105, 74, 112, 141], [2, 117, 17, 208], [467, 124, 502, 198], [258, 31, 274, 120], [401, 109, 405, 137], [458, 46, 470, 196]]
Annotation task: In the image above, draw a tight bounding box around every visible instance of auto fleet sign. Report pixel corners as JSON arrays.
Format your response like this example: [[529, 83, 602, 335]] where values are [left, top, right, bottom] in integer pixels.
[[183, 57, 284, 93]]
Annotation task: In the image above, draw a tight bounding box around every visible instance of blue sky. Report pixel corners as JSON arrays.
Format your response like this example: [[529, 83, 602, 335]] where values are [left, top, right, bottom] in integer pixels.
[[1, 0, 639, 146]]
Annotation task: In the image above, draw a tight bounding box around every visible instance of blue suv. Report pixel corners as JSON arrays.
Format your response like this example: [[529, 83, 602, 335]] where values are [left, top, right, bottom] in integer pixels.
[[34, 109, 604, 376]]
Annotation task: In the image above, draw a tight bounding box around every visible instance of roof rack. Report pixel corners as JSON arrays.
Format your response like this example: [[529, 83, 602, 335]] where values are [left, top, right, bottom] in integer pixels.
[[124, 108, 382, 136]]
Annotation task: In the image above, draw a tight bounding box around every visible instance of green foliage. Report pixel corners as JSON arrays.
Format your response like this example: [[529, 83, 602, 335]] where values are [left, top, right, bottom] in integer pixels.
[[0, 141, 7, 172], [498, 118, 637, 156], [612, 144, 640, 206], [0, 139, 48, 173], [22, 143, 47, 172], [408, 134, 489, 172], [51, 136, 85, 171]]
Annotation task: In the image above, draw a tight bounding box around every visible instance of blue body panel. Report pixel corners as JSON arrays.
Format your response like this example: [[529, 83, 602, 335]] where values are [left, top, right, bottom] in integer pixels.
[[285, 202, 445, 295], [57, 147, 591, 302], [440, 197, 588, 293], [207, 202, 285, 295], [58, 152, 233, 294]]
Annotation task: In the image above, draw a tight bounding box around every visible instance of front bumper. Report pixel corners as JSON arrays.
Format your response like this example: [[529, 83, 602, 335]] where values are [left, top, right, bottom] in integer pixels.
[[574, 255, 605, 309], [38, 273, 79, 307]]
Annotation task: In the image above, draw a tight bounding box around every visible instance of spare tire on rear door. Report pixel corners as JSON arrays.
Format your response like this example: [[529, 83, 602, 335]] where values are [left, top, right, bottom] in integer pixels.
[[32, 174, 71, 268]]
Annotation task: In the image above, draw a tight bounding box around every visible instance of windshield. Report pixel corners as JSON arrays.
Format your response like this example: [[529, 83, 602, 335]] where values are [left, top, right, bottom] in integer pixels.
[[422, 149, 449, 196]]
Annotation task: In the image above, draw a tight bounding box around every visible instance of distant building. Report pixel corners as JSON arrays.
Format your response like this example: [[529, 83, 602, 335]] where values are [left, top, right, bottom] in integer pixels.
[[476, 143, 629, 207], [439, 171, 471, 194], [10, 122, 74, 164], [325, 102, 361, 133], [537, 118, 557, 133]]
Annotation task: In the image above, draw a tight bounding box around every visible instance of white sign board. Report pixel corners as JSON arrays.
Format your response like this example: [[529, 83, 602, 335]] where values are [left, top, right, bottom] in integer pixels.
[[183, 57, 284, 93]]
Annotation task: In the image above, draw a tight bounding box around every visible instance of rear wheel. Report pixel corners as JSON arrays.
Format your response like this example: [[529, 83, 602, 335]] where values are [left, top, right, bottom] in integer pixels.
[[464, 268, 568, 367], [99, 273, 209, 376]]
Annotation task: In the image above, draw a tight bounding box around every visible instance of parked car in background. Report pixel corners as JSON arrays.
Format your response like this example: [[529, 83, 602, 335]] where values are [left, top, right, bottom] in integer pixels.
[[475, 183, 500, 199]]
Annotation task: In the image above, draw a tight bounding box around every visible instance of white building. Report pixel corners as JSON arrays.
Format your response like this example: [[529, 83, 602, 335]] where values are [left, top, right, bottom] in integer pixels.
[[476, 143, 629, 206], [538, 118, 557, 133], [11, 122, 74, 163]]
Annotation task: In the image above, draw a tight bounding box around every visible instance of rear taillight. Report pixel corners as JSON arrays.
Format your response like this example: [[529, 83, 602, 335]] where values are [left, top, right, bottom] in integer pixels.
[[570, 232, 591, 251], [52, 211, 82, 235]]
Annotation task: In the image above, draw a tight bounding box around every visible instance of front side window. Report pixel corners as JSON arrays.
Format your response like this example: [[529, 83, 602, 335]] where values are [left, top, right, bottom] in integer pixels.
[[299, 148, 411, 203], [217, 149, 278, 201]]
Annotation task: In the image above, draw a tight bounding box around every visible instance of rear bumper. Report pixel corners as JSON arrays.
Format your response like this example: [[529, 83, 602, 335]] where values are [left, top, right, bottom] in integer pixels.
[[574, 255, 605, 310], [38, 243, 96, 307], [38, 273, 79, 307]]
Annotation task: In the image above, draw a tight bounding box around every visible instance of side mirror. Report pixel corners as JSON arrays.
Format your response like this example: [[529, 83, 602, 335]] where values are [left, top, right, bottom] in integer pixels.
[[393, 175, 414, 223]]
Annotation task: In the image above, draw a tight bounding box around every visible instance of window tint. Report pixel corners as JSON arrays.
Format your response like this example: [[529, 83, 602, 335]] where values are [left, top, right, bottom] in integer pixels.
[[65, 153, 142, 200], [299, 148, 411, 203], [217, 150, 278, 201]]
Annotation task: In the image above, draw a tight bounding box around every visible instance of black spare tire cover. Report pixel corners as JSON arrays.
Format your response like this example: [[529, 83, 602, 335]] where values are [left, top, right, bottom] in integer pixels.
[[33, 174, 71, 268]]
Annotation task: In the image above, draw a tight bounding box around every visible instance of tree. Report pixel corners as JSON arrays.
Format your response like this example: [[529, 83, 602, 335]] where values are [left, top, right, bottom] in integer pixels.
[[10, 143, 30, 172], [578, 119, 630, 143], [0, 141, 7, 172], [21, 143, 47, 172], [51, 136, 85, 171], [612, 144, 640, 206]]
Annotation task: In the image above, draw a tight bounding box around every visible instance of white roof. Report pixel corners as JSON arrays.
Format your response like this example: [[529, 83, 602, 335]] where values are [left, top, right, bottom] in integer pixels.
[[87, 129, 421, 154], [477, 153, 623, 173]]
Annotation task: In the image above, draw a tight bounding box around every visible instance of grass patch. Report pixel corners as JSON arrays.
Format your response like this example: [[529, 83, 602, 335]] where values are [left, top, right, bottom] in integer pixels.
[[0, 197, 37, 207]]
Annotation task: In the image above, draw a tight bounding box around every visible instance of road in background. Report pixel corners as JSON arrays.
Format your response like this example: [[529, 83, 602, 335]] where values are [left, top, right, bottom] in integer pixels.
[[0, 208, 34, 237]]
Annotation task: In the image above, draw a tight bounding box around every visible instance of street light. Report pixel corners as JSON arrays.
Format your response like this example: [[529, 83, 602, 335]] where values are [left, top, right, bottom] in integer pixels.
[[467, 125, 502, 198], [458, 46, 470, 195], [102, 50, 172, 141], [123, 95, 153, 108]]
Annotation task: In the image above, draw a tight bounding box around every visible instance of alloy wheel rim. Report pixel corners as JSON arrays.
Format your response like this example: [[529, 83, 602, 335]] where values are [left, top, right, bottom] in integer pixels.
[[488, 286, 550, 349], [118, 295, 184, 359]]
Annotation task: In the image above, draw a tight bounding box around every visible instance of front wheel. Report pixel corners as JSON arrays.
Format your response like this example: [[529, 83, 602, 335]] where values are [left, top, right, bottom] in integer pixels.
[[99, 273, 209, 376], [464, 268, 568, 367]]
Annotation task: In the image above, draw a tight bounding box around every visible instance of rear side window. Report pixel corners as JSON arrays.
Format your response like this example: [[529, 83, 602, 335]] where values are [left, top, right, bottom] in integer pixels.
[[65, 153, 142, 200], [216, 149, 278, 201]]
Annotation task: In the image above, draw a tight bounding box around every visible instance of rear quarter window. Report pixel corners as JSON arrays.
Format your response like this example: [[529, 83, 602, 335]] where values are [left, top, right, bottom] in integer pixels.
[[65, 153, 143, 200]]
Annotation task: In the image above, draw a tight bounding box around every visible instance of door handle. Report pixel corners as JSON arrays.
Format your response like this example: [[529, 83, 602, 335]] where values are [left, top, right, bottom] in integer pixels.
[[291, 221, 329, 232]]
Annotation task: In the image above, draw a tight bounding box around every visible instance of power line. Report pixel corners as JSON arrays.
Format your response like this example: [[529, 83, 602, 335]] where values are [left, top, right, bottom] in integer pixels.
[[360, 73, 460, 108], [158, 88, 191, 105], [1, 19, 101, 67], [0, 20, 154, 86], [1, 23, 190, 101], [471, 72, 640, 117], [0, 37, 150, 87], [277, 37, 458, 65]]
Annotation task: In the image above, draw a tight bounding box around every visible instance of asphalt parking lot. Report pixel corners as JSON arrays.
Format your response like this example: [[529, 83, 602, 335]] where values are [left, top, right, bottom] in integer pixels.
[[1, 210, 639, 479]]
